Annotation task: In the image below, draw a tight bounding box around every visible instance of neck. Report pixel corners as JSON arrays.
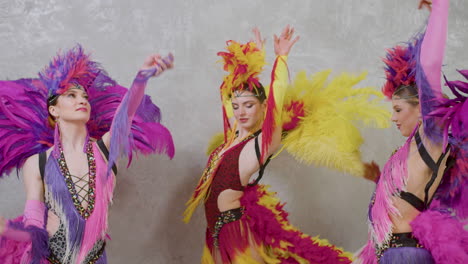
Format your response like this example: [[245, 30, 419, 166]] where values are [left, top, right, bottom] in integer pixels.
[[58, 121, 88, 152], [237, 126, 260, 140]]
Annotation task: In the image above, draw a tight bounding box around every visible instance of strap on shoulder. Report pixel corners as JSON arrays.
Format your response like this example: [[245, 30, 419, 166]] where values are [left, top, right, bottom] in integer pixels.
[[415, 130, 451, 208], [97, 139, 118, 176], [39, 152, 47, 181]]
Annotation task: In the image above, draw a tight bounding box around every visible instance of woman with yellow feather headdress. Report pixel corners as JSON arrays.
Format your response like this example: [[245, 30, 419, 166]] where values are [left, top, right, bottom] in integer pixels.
[[182, 25, 369, 264]]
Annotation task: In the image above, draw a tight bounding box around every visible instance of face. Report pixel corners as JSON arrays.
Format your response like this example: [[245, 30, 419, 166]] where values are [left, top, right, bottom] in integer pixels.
[[391, 97, 420, 137], [49, 87, 91, 124], [231, 90, 265, 131]]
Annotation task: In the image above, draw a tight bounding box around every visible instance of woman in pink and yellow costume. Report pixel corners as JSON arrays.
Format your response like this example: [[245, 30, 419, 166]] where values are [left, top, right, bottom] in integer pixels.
[[357, 0, 468, 263], [0, 46, 175, 263]]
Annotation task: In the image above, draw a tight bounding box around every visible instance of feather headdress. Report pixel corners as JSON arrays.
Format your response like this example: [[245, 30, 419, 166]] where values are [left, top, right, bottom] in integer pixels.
[[381, 35, 422, 100], [217, 41, 266, 138]]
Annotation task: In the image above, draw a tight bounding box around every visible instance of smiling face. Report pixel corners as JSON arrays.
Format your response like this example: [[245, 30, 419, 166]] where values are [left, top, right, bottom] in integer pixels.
[[231, 90, 265, 131], [48, 86, 91, 124]]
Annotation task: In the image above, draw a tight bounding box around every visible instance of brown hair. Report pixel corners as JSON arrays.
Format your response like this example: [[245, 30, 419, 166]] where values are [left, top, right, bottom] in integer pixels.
[[47, 96, 59, 127], [393, 85, 419, 106]]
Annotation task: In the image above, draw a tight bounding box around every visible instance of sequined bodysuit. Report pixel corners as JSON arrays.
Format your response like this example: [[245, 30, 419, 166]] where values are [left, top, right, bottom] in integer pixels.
[[204, 136, 256, 236]]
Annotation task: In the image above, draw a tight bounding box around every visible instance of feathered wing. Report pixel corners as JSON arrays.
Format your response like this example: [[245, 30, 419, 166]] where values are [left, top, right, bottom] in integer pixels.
[[0, 79, 52, 178], [281, 70, 390, 176], [205, 70, 389, 177], [430, 70, 468, 220]]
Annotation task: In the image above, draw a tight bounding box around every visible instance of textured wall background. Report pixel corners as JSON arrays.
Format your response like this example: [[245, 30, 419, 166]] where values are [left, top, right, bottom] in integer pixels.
[[0, 0, 467, 263]]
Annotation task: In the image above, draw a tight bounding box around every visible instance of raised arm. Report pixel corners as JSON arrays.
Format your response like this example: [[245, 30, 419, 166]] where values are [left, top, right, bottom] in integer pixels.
[[101, 53, 174, 172], [420, 0, 449, 95], [418, 0, 449, 143], [102, 53, 174, 148], [261, 25, 299, 158]]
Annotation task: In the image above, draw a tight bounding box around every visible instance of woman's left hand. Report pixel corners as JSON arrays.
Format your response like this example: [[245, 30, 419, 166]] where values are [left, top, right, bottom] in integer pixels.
[[418, 0, 432, 11], [0, 216, 5, 235], [140, 53, 174, 77], [274, 25, 300, 56]]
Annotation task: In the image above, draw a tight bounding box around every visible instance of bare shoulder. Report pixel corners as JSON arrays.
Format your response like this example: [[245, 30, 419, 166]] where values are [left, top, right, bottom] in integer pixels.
[[101, 132, 111, 149], [22, 154, 41, 181]]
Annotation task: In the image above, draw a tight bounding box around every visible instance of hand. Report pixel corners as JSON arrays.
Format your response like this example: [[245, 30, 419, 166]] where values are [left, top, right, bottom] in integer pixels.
[[274, 25, 300, 56], [363, 161, 381, 183], [140, 53, 174, 77], [418, 0, 432, 11], [251, 27, 265, 50], [0, 216, 6, 235]]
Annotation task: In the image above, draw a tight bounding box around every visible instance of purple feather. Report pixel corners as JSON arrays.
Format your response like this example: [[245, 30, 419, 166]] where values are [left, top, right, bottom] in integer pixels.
[[39, 45, 102, 97], [1, 217, 49, 264], [0, 79, 52, 178], [428, 70, 468, 219]]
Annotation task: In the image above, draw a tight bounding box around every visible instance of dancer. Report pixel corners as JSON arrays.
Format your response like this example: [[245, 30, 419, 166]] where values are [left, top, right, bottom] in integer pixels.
[[0, 46, 175, 263], [357, 0, 468, 263]]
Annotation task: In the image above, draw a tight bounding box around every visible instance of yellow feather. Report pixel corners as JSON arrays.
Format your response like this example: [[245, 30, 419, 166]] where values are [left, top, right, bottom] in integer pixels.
[[219, 41, 266, 99], [201, 245, 215, 264], [205, 132, 225, 156], [282, 70, 390, 177], [256, 185, 354, 261]]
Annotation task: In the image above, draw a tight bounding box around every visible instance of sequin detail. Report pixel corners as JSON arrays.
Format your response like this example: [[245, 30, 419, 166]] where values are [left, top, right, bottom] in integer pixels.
[[212, 207, 245, 248], [57, 140, 97, 219], [376, 232, 425, 261], [47, 222, 106, 264], [204, 134, 257, 236]]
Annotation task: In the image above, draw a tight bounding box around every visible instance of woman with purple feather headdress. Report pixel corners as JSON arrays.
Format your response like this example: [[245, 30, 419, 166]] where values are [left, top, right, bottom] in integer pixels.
[[0, 45, 175, 263], [357, 0, 468, 263]]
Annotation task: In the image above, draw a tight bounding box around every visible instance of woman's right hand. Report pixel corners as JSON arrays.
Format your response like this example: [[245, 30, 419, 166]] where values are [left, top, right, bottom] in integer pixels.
[[363, 161, 381, 183], [140, 53, 174, 78], [0, 216, 6, 235]]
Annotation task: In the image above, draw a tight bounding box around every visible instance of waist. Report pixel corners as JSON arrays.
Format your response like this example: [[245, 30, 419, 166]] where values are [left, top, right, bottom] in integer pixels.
[[204, 189, 244, 229], [376, 232, 424, 260]]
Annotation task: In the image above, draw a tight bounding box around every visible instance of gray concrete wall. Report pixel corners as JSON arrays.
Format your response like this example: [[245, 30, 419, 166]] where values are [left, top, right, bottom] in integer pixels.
[[0, 0, 467, 263]]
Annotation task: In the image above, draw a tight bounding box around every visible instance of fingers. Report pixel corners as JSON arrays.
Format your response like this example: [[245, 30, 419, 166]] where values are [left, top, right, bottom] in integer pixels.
[[162, 53, 174, 69], [291, 35, 300, 46], [140, 52, 174, 76], [252, 27, 265, 48], [281, 25, 290, 38], [279, 25, 297, 42], [253, 27, 260, 38]]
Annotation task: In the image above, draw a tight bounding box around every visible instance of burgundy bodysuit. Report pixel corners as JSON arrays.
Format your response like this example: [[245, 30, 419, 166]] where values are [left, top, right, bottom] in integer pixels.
[[204, 136, 256, 236]]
